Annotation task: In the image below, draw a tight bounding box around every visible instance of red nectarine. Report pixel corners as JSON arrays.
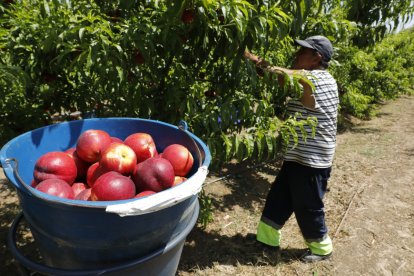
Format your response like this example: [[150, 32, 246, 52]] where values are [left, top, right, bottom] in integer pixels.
[[124, 133, 158, 163], [72, 182, 88, 197], [181, 9, 195, 24], [35, 179, 75, 199], [91, 171, 136, 201], [86, 162, 109, 187], [110, 136, 123, 144], [76, 130, 112, 163], [33, 151, 77, 185], [135, 190, 156, 198], [173, 176, 187, 186], [161, 144, 194, 176], [75, 188, 92, 201], [132, 157, 175, 192], [65, 148, 90, 181], [100, 142, 137, 175]]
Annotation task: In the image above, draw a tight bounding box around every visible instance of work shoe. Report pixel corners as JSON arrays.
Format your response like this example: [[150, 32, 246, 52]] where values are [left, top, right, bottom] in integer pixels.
[[245, 233, 280, 250], [301, 250, 332, 263], [257, 240, 280, 251]]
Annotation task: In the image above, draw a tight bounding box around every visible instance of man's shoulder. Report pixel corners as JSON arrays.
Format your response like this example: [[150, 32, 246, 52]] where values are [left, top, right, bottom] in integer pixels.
[[308, 69, 333, 77], [307, 70, 337, 86]]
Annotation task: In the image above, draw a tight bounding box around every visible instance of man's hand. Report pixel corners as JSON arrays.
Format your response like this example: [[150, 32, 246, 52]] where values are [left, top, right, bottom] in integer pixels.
[[244, 50, 271, 69], [244, 50, 259, 64]]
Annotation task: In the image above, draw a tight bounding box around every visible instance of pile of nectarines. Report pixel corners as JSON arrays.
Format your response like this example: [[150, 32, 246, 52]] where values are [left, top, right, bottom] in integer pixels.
[[31, 129, 194, 201]]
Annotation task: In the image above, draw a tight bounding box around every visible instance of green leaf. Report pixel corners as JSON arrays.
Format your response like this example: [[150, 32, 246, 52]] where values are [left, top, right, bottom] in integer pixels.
[[114, 44, 123, 54], [116, 66, 124, 83], [256, 132, 264, 160], [79, 27, 85, 41], [42, 0, 51, 16], [244, 135, 254, 159], [231, 135, 239, 159], [86, 47, 93, 71], [221, 132, 232, 161], [236, 136, 245, 161], [265, 135, 274, 158]]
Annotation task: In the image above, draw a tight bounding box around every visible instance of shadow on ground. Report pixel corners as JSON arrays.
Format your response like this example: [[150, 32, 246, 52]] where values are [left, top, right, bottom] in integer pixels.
[[349, 127, 382, 134], [206, 159, 282, 213], [179, 230, 306, 272], [0, 179, 23, 275]]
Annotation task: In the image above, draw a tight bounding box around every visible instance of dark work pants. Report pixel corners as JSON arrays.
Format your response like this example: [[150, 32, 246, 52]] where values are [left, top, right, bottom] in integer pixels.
[[261, 161, 331, 240]]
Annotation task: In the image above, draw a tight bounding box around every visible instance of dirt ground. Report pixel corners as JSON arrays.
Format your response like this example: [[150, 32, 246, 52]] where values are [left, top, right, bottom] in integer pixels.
[[1, 95, 413, 275]]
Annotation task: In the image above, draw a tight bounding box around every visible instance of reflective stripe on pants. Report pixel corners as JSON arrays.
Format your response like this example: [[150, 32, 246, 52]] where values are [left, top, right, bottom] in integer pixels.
[[305, 236, 333, 255], [256, 220, 281, 247]]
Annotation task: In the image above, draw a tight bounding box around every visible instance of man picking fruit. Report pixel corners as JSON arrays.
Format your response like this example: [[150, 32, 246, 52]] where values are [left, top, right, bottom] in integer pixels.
[[244, 35, 339, 262]]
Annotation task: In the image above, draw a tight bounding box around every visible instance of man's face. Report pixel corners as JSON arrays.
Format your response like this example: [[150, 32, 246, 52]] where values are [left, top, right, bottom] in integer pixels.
[[292, 47, 322, 70]]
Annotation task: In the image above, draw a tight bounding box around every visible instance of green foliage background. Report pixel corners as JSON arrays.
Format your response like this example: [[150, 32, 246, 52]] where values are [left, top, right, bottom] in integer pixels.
[[0, 0, 413, 168]]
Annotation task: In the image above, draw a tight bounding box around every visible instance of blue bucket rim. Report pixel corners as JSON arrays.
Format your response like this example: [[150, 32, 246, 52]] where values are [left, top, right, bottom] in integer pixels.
[[0, 117, 211, 209]]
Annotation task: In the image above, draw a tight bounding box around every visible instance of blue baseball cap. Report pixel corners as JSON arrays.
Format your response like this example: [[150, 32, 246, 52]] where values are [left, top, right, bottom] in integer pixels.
[[294, 35, 333, 62]]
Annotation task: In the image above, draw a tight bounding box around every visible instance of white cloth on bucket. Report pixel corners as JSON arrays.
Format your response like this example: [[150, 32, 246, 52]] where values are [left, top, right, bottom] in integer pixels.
[[105, 166, 209, 216]]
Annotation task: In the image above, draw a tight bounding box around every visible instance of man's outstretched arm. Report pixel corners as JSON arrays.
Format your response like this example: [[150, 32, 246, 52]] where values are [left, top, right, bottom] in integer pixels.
[[244, 50, 315, 109]]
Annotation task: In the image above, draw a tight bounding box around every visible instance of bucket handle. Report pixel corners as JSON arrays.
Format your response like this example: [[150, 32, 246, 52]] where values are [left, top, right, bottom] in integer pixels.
[[178, 120, 203, 169], [3, 158, 34, 193], [3, 158, 63, 203]]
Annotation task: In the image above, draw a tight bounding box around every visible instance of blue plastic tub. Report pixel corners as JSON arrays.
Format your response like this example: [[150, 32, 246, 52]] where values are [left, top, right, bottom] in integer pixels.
[[8, 201, 199, 276], [0, 118, 211, 270]]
